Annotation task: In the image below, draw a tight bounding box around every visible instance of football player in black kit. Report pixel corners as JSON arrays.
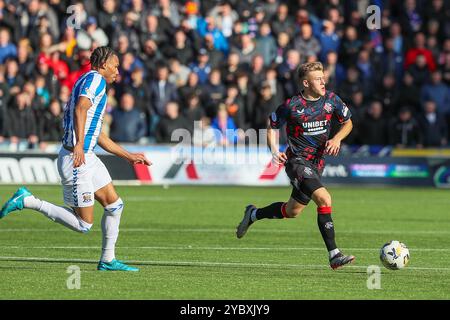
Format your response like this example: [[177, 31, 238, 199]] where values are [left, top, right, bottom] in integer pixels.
[[236, 62, 355, 269]]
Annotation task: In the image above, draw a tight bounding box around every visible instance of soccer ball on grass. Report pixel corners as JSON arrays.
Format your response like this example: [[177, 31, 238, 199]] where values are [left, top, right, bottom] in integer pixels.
[[380, 240, 410, 270]]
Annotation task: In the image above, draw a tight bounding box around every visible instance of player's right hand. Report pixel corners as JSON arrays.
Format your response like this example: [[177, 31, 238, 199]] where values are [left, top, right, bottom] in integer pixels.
[[128, 153, 152, 166], [73, 144, 85, 168], [272, 151, 287, 165]]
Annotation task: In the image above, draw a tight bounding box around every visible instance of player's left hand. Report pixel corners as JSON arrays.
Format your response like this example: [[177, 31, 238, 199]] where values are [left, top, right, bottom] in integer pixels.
[[325, 138, 341, 156], [128, 153, 152, 166]]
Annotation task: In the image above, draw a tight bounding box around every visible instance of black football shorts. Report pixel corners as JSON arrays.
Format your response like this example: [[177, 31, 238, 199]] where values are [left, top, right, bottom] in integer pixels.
[[284, 157, 324, 205]]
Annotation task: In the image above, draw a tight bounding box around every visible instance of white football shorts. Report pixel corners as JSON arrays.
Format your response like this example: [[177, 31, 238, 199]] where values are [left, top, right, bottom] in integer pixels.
[[57, 147, 112, 208]]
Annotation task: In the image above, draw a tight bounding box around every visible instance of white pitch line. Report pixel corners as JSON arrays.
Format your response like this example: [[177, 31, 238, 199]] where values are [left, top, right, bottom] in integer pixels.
[[0, 246, 449, 252], [0, 256, 449, 272], [1, 228, 450, 235]]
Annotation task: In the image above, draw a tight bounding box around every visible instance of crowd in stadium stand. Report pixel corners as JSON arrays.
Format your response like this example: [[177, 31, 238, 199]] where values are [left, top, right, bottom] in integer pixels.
[[0, 0, 449, 149]]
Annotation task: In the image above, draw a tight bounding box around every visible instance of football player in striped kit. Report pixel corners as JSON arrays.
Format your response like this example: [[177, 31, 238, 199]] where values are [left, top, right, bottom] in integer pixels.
[[1, 47, 151, 271]]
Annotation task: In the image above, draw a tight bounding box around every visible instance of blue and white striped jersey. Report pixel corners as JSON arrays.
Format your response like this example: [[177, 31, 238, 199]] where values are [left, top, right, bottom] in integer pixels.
[[61, 70, 107, 153]]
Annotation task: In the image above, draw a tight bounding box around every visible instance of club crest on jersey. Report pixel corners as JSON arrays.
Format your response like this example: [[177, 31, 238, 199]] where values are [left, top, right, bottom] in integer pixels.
[[271, 112, 277, 122], [304, 167, 313, 176], [82, 192, 92, 203], [324, 103, 332, 113]]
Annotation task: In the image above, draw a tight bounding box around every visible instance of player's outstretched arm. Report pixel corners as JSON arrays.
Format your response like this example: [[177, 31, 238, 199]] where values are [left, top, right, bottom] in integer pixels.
[[267, 125, 287, 165], [325, 119, 353, 156], [97, 131, 152, 166]]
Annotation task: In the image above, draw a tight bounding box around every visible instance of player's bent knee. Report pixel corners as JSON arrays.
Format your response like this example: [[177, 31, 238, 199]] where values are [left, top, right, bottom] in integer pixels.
[[313, 191, 332, 207], [104, 198, 124, 215], [318, 197, 332, 207]]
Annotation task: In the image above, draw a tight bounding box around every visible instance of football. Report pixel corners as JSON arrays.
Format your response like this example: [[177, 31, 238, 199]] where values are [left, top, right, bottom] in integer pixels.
[[380, 240, 410, 270]]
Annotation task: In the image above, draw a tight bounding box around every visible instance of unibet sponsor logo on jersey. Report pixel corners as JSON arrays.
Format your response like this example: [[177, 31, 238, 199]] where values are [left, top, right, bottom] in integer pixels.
[[302, 120, 328, 135]]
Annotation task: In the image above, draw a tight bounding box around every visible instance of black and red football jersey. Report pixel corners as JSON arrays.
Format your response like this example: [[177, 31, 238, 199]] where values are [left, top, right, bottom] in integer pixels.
[[269, 90, 351, 170]]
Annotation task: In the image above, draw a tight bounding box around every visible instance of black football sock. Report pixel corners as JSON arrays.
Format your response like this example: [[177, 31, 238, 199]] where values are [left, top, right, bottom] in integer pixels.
[[317, 206, 338, 252], [254, 202, 286, 221]]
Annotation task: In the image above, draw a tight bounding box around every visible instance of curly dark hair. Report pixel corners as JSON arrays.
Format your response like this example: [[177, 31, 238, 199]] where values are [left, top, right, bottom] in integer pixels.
[[90, 46, 116, 69]]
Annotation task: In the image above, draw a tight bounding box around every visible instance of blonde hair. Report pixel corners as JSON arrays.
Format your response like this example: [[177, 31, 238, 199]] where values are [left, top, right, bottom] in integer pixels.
[[297, 62, 323, 80]]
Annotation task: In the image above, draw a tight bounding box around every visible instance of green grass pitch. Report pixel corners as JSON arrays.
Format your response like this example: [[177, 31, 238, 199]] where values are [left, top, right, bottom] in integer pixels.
[[0, 185, 449, 299]]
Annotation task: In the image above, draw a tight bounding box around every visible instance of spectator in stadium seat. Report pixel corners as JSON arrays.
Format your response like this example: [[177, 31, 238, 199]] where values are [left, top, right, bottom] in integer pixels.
[[208, 1, 238, 39], [83, 16, 109, 48], [359, 101, 388, 146], [200, 68, 226, 118], [236, 33, 257, 70], [110, 93, 147, 143], [441, 50, 450, 86], [178, 71, 202, 106], [152, 0, 182, 28], [39, 99, 63, 143], [252, 81, 277, 130], [139, 39, 163, 77], [188, 48, 212, 85], [223, 84, 245, 130], [98, 0, 121, 38], [140, 14, 169, 51], [407, 54, 431, 88], [423, 0, 447, 30], [388, 106, 424, 148], [113, 11, 140, 53], [382, 36, 404, 84], [167, 29, 194, 67], [264, 67, 284, 106], [16, 38, 35, 80], [419, 100, 448, 147], [356, 49, 375, 97], [183, 92, 205, 133], [221, 51, 241, 85], [339, 26, 362, 68], [168, 57, 190, 88], [270, 3, 295, 38], [58, 85, 70, 108], [398, 72, 421, 113], [274, 31, 291, 65], [236, 71, 256, 127], [248, 54, 266, 91], [294, 23, 321, 64], [318, 20, 340, 62], [420, 71, 450, 117], [323, 51, 345, 91], [0, 27, 16, 64], [0, 0, 20, 43], [55, 27, 77, 59], [0, 67, 8, 142], [211, 103, 239, 146], [23, 81, 44, 117], [149, 63, 179, 117], [405, 32, 436, 72], [277, 49, 301, 97], [126, 68, 151, 126], [203, 33, 224, 69], [4, 92, 38, 147], [374, 73, 400, 117], [197, 16, 229, 55], [338, 66, 363, 103], [4, 58, 23, 96], [192, 116, 216, 147], [400, 0, 423, 37], [155, 101, 190, 143], [255, 22, 277, 66]]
